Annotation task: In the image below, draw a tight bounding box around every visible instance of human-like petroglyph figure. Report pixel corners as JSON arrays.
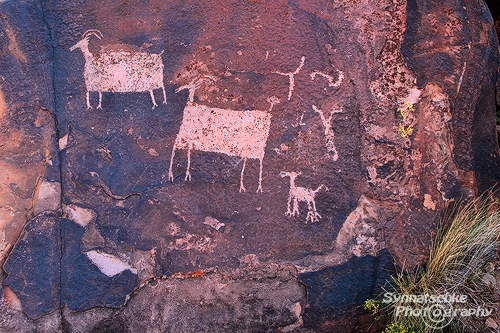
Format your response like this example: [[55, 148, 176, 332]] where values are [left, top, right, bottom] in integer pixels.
[[310, 70, 344, 87], [169, 79, 280, 193], [291, 112, 306, 128], [70, 30, 167, 109], [280, 171, 327, 223], [273, 56, 305, 101], [312, 105, 343, 161]]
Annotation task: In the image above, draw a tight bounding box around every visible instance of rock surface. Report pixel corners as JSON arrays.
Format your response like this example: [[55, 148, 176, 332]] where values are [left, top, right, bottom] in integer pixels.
[[0, 0, 498, 331]]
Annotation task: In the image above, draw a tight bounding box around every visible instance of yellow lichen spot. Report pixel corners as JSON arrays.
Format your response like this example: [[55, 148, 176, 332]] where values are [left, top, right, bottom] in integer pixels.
[[397, 101, 415, 138], [364, 299, 380, 314], [399, 124, 413, 138]]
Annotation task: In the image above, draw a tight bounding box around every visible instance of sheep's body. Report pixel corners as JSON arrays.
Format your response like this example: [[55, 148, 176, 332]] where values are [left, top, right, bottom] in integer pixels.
[[85, 52, 164, 93], [71, 30, 167, 109], [174, 102, 271, 159], [169, 101, 272, 193]]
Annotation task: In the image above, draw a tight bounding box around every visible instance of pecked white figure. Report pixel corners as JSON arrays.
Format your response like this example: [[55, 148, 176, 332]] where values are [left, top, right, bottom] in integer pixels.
[[70, 29, 167, 109], [168, 79, 280, 193]]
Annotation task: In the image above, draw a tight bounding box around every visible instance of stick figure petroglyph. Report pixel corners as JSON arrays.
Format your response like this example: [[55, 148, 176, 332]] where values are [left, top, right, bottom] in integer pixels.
[[312, 105, 344, 161], [273, 56, 305, 101], [280, 171, 327, 223], [310, 70, 344, 88]]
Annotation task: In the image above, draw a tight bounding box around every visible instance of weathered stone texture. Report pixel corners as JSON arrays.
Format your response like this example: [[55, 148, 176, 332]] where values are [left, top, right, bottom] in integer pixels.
[[0, 0, 498, 331], [3, 212, 60, 318]]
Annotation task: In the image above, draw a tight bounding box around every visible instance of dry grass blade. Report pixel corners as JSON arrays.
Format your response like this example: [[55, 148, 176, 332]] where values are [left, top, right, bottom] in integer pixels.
[[380, 195, 500, 333]]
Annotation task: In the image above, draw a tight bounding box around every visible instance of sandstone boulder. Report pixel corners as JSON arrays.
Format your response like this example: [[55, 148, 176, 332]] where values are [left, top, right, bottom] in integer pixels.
[[0, 0, 498, 331]]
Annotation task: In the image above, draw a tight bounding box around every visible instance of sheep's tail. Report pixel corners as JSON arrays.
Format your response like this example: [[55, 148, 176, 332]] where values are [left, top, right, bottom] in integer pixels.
[[314, 184, 327, 194]]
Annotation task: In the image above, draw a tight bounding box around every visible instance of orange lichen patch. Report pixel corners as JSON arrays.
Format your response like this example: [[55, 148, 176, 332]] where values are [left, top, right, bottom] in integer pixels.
[[171, 268, 216, 279], [188, 270, 206, 278], [0, 107, 55, 263], [5, 25, 27, 63], [424, 193, 437, 210], [0, 87, 7, 122], [0, 161, 41, 264], [2, 286, 23, 311]]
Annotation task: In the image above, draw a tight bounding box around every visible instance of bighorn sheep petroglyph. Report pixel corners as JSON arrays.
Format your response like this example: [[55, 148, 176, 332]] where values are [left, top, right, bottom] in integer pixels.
[[70, 30, 167, 109], [280, 171, 327, 223], [168, 79, 280, 193]]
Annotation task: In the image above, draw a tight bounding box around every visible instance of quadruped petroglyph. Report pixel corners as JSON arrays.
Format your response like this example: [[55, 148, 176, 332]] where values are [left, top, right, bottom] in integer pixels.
[[70, 30, 167, 109], [280, 171, 327, 223], [168, 78, 280, 193]]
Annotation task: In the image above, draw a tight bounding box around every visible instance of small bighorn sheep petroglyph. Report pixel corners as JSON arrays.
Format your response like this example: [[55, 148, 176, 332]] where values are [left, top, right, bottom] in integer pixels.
[[280, 171, 327, 223], [168, 78, 280, 193], [273, 56, 305, 101], [312, 105, 344, 161], [70, 30, 167, 109]]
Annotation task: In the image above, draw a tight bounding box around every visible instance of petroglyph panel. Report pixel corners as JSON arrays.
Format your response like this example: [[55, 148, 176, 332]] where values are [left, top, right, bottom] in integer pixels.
[[310, 70, 344, 88], [273, 56, 305, 101], [0, 0, 498, 331]]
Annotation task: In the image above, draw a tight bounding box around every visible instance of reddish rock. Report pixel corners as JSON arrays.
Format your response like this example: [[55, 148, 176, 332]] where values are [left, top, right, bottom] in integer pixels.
[[0, 0, 498, 331]]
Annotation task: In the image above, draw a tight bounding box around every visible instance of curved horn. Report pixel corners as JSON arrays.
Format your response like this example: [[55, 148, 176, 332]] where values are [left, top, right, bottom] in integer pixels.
[[82, 29, 103, 40]]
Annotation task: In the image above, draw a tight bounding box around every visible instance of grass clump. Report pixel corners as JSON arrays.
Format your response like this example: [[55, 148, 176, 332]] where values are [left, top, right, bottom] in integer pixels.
[[366, 195, 500, 332]]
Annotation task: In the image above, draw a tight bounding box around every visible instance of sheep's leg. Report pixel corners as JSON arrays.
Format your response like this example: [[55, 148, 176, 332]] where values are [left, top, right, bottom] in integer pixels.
[[97, 92, 102, 109], [86, 91, 92, 109], [285, 195, 293, 216], [292, 198, 300, 217], [150, 90, 158, 109], [312, 199, 322, 221], [256, 157, 264, 193], [168, 142, 177, 181], [162, 86, 167, 105], [305, 213, 311, 224], [185, 143, 192, 181], [239, 157, 247, 193], [306, 201, 314, 223], [311, 199, 318, 215], [307, 210, 321, 223]]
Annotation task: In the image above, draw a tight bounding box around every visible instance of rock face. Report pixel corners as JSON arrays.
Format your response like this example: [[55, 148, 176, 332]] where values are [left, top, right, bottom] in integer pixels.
[[0, 0, 498, 331]]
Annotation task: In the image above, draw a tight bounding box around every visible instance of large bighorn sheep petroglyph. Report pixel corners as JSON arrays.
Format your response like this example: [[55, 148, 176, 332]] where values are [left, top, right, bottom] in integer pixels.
[[280, 171, 327, 223], [70, 30, 167, 109], [168, 79, 280, 193]]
